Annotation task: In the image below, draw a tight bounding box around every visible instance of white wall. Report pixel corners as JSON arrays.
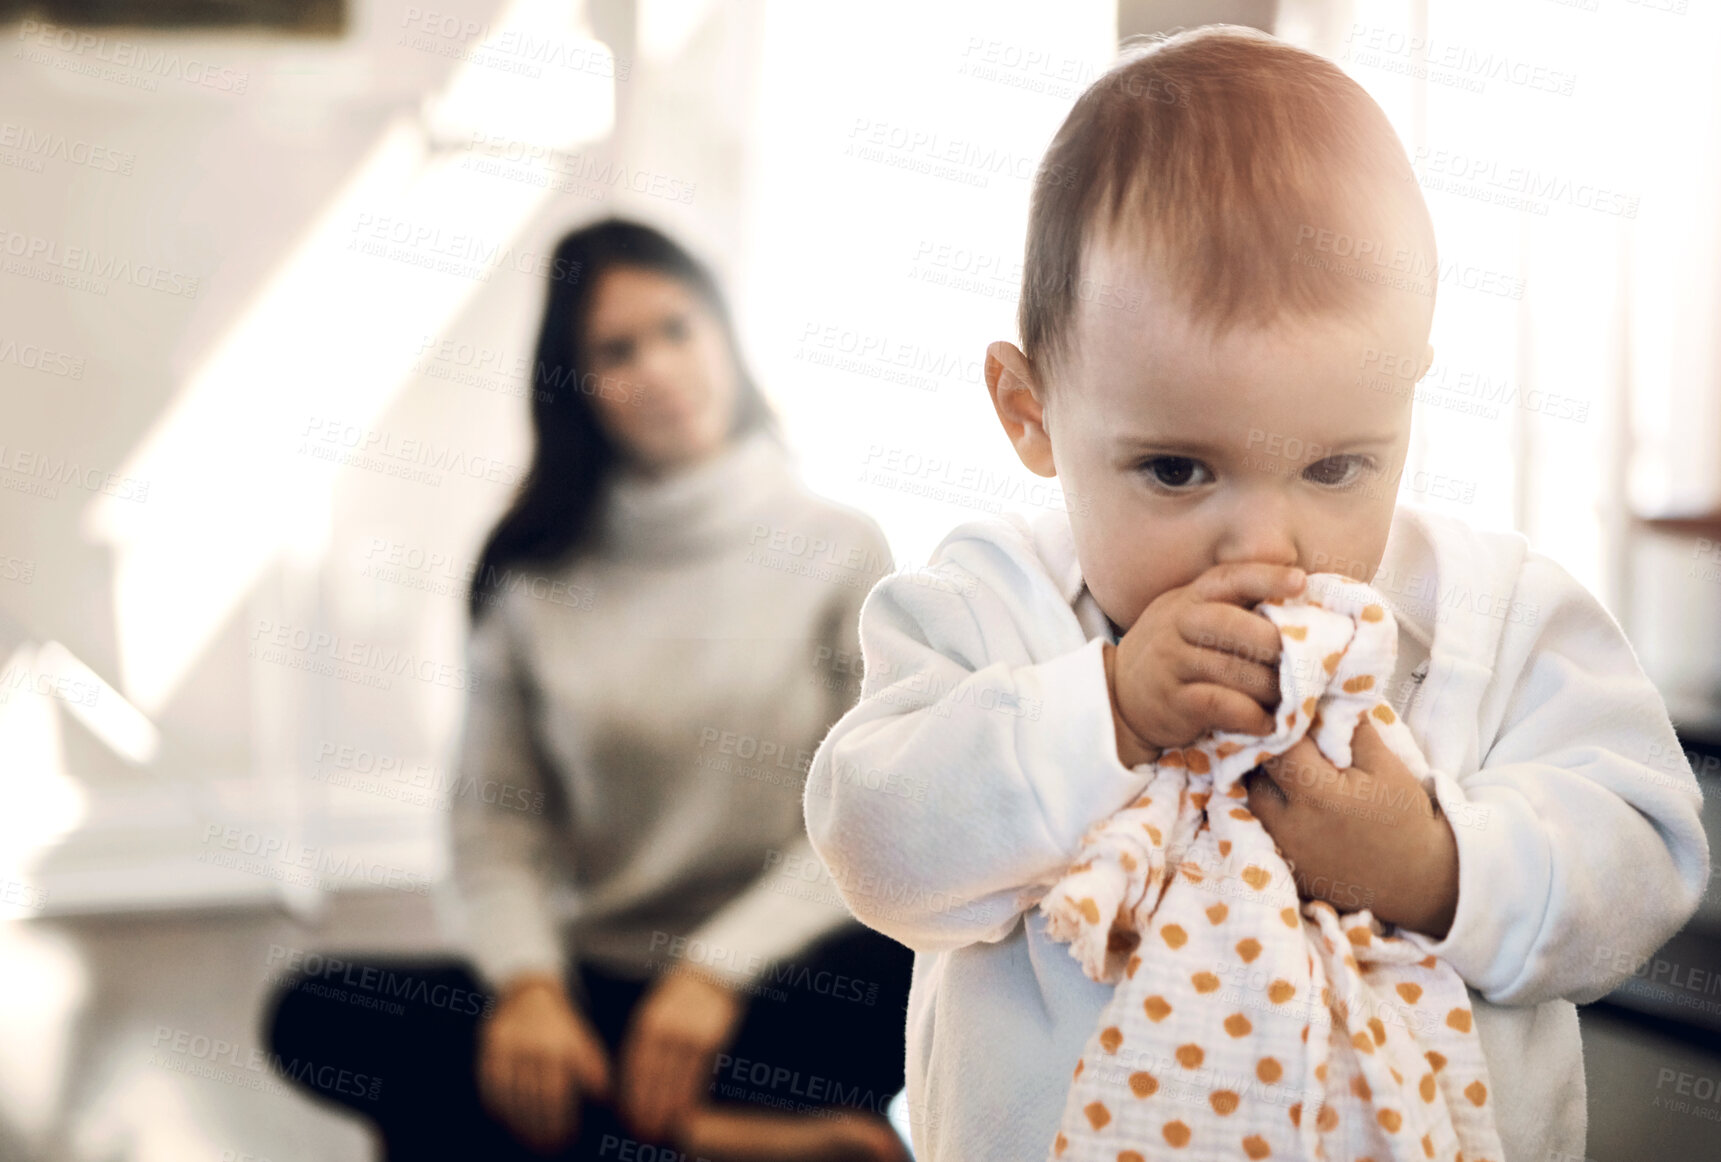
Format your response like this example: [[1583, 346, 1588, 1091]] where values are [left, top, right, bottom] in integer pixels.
[[0, 0, 773, 913], [0, 0, 1123, 917]]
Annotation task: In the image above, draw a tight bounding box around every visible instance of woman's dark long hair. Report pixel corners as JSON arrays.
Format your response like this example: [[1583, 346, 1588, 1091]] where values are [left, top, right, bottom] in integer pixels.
[[468, 218, 778, 619]]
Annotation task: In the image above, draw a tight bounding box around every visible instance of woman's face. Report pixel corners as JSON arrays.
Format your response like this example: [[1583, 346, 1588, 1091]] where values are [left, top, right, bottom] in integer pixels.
[[580, 265, 741, 474]]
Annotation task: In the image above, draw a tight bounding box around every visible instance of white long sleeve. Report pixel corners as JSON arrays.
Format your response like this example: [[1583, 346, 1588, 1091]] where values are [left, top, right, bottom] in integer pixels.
[[806, 517, 1149, 952], [448, 603, 569, 992], [686, 569, 891, 988], [1419, 550, 1710, 1006]]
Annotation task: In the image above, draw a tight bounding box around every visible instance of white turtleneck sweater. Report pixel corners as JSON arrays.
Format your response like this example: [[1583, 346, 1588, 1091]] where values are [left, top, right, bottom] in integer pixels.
[[446, 429, 893, 995]]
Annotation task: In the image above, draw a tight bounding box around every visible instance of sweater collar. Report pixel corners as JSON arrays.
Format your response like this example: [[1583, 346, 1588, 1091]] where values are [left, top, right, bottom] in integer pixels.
[[597, 428, 796, 559]]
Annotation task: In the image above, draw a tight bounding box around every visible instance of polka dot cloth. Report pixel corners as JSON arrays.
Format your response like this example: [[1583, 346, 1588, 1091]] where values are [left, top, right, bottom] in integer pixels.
[[1040, 575, 1503, 1161]]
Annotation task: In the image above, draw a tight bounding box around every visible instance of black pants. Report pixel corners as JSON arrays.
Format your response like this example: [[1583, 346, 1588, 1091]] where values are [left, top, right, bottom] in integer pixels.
[[261, 923, 914, 1161]]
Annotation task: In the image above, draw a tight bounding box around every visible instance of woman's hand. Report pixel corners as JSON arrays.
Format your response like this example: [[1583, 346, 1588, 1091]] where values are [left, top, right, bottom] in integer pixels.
[[477, 973, 612, 1154], [617, 966, 744, 1142]]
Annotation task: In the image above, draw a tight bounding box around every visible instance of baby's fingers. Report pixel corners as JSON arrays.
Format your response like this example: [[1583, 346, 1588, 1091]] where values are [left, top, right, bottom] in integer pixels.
[[1260, 737, 1335, 797], [1175, 649, 1279, 709], [1175, 683, 1277, 738], [1349, 719, 1409, 779], [1188, 562, 1306, 610], [1178, 601, 1284, 669]]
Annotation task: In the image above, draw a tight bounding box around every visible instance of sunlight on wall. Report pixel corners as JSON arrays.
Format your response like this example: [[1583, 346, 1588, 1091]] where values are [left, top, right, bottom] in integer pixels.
[[82, 2, 615, 717], [0, 922, 85, 1143], [0, 645, 86, 864], [36, 640, 160, 766], [741, 0, 1118, 570]]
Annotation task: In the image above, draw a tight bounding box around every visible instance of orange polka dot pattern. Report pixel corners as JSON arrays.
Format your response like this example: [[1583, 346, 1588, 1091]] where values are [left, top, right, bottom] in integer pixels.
[[1040, 575, 1504, 1162]]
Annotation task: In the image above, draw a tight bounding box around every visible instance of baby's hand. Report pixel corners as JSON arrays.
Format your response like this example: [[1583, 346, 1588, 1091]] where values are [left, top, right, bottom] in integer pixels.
[[1245, 720, 1458, 937], [1104, 562, 1306, 765]]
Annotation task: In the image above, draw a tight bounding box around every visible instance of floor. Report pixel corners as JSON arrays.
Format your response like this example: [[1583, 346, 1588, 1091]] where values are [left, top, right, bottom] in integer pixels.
[[1, 894, 1718, 1162]]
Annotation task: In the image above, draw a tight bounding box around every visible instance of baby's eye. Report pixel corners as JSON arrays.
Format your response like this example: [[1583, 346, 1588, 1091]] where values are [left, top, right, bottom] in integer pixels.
[[661, 314, 690, 343], [1303, 454, 1375, 487], [1138, 456, 1213, 490]]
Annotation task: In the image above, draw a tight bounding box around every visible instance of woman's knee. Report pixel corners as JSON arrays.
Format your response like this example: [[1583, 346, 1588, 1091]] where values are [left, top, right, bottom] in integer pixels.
[[261, 970, 318, 1061], [802, 924, 914, 1007], [719, 924, 913, 1106], [260, 958, 473, 1083]]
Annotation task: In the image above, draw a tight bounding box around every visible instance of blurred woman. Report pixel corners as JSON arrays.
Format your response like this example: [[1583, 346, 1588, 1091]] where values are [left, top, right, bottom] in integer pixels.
[[266, 218, 913, 1162]]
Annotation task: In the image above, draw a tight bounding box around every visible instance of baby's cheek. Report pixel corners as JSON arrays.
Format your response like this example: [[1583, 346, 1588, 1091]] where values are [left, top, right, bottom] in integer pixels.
[[1105, 549, 1178, 619], [1070, 503, 1197, 626], [1089, 574, 1158, 634]]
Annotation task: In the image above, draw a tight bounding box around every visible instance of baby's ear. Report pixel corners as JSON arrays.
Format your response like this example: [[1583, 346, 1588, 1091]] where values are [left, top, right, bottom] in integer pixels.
[[985, 341, 1056, 477]]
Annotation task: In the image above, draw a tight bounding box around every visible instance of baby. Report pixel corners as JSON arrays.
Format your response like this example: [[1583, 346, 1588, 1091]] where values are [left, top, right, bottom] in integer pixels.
[[805, 24, 1709, 1162]]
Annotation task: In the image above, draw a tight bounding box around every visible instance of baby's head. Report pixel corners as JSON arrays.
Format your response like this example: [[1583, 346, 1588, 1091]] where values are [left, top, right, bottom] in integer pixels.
[[986, 26, 1438, 632]]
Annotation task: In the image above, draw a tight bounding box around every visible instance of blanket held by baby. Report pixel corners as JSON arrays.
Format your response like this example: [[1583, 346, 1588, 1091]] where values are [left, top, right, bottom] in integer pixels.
[[1039, 574, 1504, 1162]]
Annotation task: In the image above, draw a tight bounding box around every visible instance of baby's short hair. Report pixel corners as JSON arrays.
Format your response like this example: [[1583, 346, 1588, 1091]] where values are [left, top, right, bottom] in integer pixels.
[[1020, 25, 1438, 380]]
